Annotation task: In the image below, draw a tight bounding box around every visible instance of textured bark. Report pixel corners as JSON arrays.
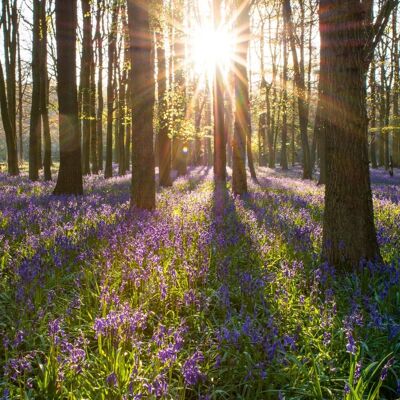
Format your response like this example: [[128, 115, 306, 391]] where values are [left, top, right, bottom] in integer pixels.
[[213, 0, 226, 183], [53, 0, 83, 195], [29, 0, 41, 181], [320, 0, 381, 267], [128, 0, 156, 210]]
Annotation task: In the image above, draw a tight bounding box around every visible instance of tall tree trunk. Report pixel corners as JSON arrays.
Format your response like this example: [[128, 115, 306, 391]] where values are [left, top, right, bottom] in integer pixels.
[[232, 0, 250, 195], [281, 12, 288, 171], [81, 0, 92, 175], [29, 0, 41, 181], [393, 8, 400, 167], [369, 62, 378, 168], [128, 0, 156, 210], [17, 29, 23, 163], [213, 0, 226, 183], [40, 0, 52, 181], [283, 0, 312, 179], [157, 19, 172, 186], [90, 1, 98, 174], [320, 0, 383, 267], [53, 0, 83, 195], [104, 0, 118, 179], [95, 0, 104, 172]]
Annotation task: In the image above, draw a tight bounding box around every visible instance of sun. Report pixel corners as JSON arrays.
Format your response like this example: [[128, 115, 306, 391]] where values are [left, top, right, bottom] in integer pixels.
[[189, 24, 235, 79]]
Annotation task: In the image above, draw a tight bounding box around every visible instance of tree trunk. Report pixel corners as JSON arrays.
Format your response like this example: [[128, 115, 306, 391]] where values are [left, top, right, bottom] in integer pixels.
[[321, 0, 380, 267], [393, 8, 400, 167], [157, 20, 172, 186], [104, 1, 118, 179], [281, 13, 288, 171], [40, 0, 52, 181], [283, 0, 312, 179], [213, 0, 226, 183], [53, 0, 83, 195], [81, 0, 92, 175], [128, 0, 156, 210], [95, 0, 104, 172], [232, 0, 250, 195], [369, 62, 378, 168], [29, 0, 41, 181]]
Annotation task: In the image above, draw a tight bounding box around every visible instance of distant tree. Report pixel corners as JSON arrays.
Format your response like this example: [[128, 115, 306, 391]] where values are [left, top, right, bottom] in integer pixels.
[[127, 0, 156, 210], [157, 10, 172, 187], [53, 0, 83, 195], [283, 0, 312, 180], [320, 0, 397, 266]]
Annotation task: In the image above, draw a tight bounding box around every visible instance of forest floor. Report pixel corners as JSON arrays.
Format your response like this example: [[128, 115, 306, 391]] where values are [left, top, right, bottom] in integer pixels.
[[0, 166, 399, 399]]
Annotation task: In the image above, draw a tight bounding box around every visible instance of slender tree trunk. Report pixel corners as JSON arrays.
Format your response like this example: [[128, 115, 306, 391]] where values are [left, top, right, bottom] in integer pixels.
[[29, 0, 41, 181], [90, 1, 98, 174], [393, 8, 400, 167], [281, 14, 288, 171], [81, 0, 92, 175], [17, 29, 23, 163], [40, 0, 51, 181], [128, 0, 156, 210], [283, 0, 312, 179], [96, 0, 104, 172], [213, 0, 226, 183], [369, 62, 378, 168], [53, 0, 83, 195], [157, 20, 172, 186], [104, 1, 118, 179]]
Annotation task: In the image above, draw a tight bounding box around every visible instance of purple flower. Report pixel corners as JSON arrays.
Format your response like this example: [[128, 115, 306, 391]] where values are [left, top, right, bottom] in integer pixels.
[[182, 351, 205, 386], [106, 372, 118, 387], [380, 357, 394, 381]]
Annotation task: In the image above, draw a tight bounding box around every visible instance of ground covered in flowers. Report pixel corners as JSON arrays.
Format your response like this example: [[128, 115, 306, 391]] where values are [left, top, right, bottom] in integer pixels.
[[0, 167, 399, 399]]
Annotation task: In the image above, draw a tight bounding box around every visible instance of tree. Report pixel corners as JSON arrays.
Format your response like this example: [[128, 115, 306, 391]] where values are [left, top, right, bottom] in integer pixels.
[[320, 0, 397, 266], [29, 0, 41, 181], [53, 0, 83, 195], [283, 0, 312, 180], [0, 0, 19, 175], [213, 0, 226, 183], [157, 11, 172, 187], [104, 0, 118, 179], [232, 0, 250, 195], [127, 0, 156, 210], [95, 0, 104, 172], [81, 0, 92, 175]]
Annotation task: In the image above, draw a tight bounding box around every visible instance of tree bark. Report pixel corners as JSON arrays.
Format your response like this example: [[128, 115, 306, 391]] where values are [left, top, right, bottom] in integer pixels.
[[53, 0, 83, 195], [128, 0, 156, 210], [321, 0, 381, 267]]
